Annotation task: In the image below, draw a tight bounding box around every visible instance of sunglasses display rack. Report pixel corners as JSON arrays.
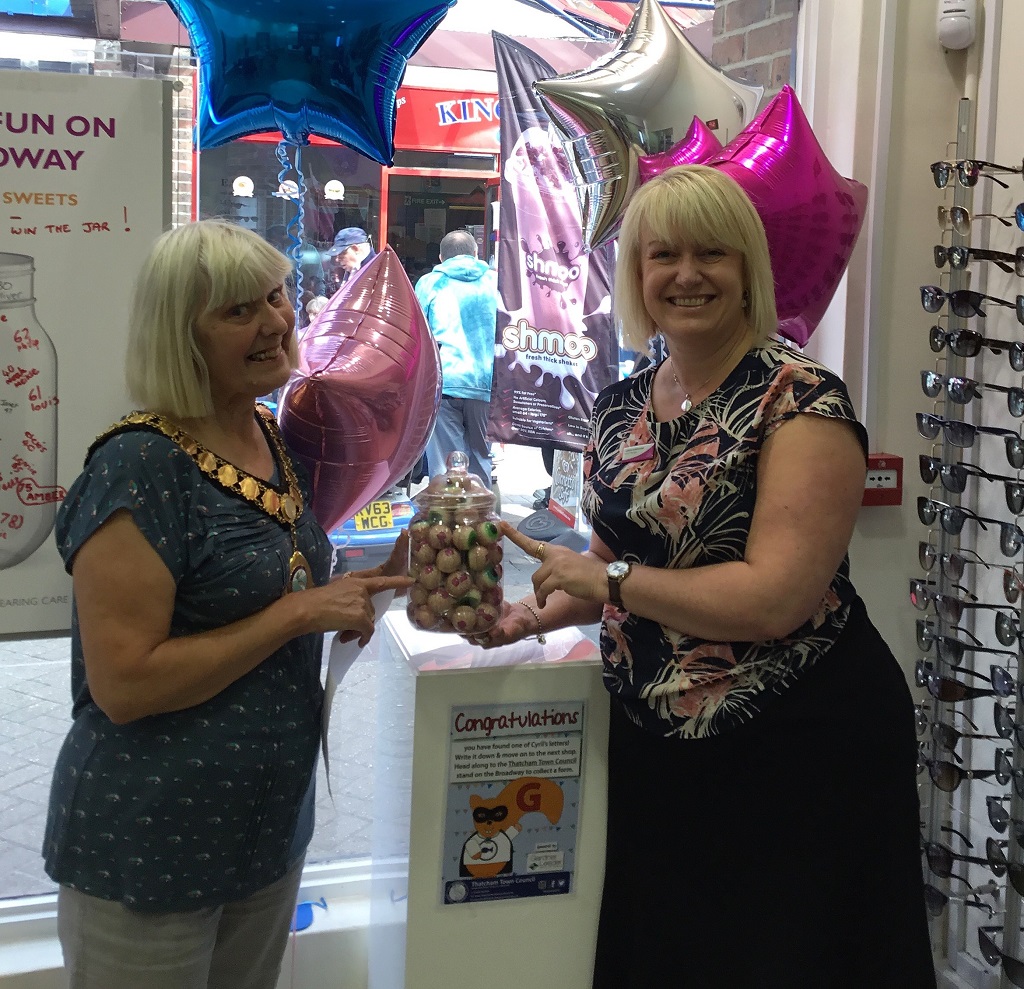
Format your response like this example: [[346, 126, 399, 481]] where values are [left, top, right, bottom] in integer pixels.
[[919, 97, 1024, 988]]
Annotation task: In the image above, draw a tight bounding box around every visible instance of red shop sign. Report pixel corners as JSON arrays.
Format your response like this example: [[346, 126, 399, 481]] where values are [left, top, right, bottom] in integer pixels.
[[394, 86, 500, 155]]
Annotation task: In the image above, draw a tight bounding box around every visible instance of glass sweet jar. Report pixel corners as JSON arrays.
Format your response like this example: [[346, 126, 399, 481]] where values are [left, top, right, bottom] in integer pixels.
[[406, 451, 503, 634], [0, 252, 59, 569]]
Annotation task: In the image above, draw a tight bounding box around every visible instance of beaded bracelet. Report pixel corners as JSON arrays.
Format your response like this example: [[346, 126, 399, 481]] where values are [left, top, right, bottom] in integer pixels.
[[516, 600, 546, 644]]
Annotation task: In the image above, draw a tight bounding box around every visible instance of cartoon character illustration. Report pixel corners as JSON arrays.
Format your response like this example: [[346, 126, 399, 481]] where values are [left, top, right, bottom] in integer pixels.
[[460, 776, 564, 878]]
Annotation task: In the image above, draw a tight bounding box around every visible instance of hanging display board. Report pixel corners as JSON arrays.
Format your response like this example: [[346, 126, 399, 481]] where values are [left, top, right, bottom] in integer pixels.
[[0, 70, 172, 634]]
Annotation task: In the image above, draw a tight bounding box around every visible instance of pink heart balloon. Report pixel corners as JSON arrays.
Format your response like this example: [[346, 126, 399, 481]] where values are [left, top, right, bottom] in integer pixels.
[[278, 247, 442, 533], [638, 116, 723, 185], [703, 86, 868, 346]]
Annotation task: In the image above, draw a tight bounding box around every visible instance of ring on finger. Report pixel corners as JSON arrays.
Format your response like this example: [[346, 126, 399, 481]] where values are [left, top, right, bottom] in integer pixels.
[[535, 542, 546, 560]]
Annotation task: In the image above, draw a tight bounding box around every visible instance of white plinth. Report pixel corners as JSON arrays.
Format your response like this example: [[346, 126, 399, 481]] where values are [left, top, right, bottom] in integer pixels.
[[368, 612, 608, 989]]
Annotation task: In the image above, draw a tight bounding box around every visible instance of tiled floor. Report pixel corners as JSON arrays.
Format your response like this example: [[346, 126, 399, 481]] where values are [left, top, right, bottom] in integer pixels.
[[0, 444, 564, 901]]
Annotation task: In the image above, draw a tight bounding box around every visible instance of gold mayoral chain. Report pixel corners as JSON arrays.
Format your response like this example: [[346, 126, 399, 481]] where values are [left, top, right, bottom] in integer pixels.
[[90, 404, 312, 594]]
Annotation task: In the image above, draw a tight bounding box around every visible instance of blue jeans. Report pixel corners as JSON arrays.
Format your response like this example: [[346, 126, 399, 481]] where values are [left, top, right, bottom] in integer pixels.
[[425, 396, 492, 487], [56, 857, 304, 989]]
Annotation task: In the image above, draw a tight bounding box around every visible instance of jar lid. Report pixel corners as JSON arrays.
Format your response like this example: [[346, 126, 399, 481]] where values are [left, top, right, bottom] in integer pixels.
[[413, 451, 494, 511]]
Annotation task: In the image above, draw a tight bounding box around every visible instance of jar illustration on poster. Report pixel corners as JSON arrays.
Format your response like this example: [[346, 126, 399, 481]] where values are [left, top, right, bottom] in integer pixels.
[[0, 253, 62, 569]]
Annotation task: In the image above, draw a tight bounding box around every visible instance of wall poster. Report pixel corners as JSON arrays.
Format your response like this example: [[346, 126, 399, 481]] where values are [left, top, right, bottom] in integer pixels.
[[441, 699, 585, 905], [0, 70, 171, 633]]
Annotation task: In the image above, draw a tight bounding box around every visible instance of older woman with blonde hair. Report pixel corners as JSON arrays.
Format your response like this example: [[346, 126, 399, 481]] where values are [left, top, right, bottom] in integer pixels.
[[44, 219, 410, 989], [488, 166, 934, 987]]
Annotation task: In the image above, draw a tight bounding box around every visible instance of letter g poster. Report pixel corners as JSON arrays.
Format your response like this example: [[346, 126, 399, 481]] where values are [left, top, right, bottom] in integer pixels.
[[490, 34, 619, 453]]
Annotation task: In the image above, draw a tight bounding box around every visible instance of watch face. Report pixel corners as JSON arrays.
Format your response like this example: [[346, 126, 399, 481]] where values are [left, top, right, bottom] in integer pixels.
[[607, 561, 630, 579]]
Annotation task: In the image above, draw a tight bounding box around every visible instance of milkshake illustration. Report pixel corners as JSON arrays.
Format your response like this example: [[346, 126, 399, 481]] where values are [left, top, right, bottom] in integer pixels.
[[499, 126, 604, 411], [0, 253, 61, 568]]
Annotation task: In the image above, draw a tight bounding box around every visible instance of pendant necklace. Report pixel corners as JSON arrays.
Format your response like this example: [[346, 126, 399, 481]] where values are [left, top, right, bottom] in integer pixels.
[[89, 404, 312, 595], [670, 360, 717, 414]]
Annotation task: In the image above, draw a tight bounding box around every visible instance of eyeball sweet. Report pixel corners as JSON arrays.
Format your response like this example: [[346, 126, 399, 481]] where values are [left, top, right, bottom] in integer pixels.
[[410, 604, 438, 630], [466, 545, 489, 571], [450, 605, 477, 633], [428, 588, 453, 616], [428, 523, 453, 550], [452, 525, 477, 551], [435, 547, 462, 573], [475, 520, 500, 546], [475, 602, 500, 630], [445, 570, 473, 598], [418, 564, 443, 590], [475, 564, 502, 590], [412, 542, 436, 566]]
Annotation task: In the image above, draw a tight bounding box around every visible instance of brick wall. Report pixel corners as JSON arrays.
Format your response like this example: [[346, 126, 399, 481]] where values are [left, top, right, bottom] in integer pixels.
[[712, 0, 798, 105]]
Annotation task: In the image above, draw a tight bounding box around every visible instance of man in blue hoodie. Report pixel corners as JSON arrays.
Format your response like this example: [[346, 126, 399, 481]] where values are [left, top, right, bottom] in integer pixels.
[[416, 230, 499, 487]]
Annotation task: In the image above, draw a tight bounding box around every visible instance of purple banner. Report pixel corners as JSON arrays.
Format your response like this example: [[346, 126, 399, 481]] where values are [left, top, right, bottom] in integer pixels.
[[489, 33, 618, 452]]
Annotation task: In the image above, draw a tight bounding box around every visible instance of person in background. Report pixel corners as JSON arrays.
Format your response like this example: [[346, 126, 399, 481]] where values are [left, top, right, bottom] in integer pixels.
[[416, 229, 499, 487], [325, 226, 376, 292], [479, 166, 934, 987], [44, 219, 410, 989]]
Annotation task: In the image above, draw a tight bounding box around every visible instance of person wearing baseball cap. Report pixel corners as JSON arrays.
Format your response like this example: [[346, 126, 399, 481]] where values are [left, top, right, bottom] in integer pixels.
[[325, 226, 376, 290]]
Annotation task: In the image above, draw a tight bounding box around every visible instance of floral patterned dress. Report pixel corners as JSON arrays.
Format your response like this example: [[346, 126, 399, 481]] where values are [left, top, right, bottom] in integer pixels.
[[581, 341, 869, 739]]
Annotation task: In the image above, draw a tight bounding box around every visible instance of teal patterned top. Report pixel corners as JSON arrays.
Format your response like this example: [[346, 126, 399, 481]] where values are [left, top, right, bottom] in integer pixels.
[[582, 341, 868, 739], [43, 414, 331, 910]]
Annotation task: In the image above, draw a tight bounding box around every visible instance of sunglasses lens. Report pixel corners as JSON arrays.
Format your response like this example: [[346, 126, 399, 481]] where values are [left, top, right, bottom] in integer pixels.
[[988, 836, 1009, 875], [910, 579, 931, 609], [928, 762, 960, 791], [923, 885, 947, 917], [1017, 202, 1024, 232], [931, 163, 951, 189], [936, 636, 965, 664], [1008, 437, 1024, 470], [916, 620, 934, 651], [979, 930, 1002, 966], [943, 554, 966, 582], [919, 455, 940, 485], [929, 324, 947, 353], [1007, 484, 1024, 516], [918, 497, 938, 525], [950, 329, 984, 359], [994, 666, 1016, 697], [1009, 389, 1024, 418], [919, 540, 937, 569], [960, 165, 980, 187], [945, 377, 975, 404], [990, 797, 1011, 831], [921, 370, 943, 398], [950, 246, 969, 269], [1017, 296, 1024, 327], [951, 207, 971, 235], [921, 285, 945, 313], [917, 413, 942, 440], [996, 702, 1015, 738], [1016, 248, 1024, 278], [936, 594, 965, 622], [933, 245, 946, 268], [940, 464, 968, 493], [997, 612, 1018, 646], [931, 723, 957, 751], [949, 291, 982, 318], [1002, 523, 1024, 556], [945, 420, 976, 447], [1005, 570, 1022, 604]]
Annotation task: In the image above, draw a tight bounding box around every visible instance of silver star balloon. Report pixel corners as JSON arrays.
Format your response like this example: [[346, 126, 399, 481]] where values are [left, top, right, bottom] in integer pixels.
[[534, 0, 762, 249]]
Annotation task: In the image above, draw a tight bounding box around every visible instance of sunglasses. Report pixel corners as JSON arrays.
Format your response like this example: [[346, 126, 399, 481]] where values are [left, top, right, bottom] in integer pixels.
[[928, 324, 1024, 372], [915, 659, 1016, 702], [933, 244, 1024, 276], [996, 611, 1024, 646], [931, 158, 1024, 190], [920, 285, 1024, 323], [937, 203, 1024, 234], [916, 497, 1024, 556], [915, 625, 1017, 664], [931, 720, 1003, 753], [918, 455, 1024, 514], [923, 882, 994, 919], [979, 927, 1024, 987], [988, 795, 1024, 842], [916, 415, 1024, 470], [920, 757, 1008, 792], [918, 540, 990, 582], [921, 369, 1024, 417]]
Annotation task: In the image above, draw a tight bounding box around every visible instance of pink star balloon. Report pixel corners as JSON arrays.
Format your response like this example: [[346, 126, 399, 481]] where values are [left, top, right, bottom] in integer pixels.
[[703, 85, 868, 346], [278, 247, 442, 533], [638, 116, 723, 185]]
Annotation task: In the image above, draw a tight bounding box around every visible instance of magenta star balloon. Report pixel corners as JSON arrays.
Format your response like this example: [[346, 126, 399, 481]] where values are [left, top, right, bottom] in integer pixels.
[[638, 117, 724, 185], [534, 0, 761, 250], [278, 247, 442, 533], [703, 86, 868, 346]]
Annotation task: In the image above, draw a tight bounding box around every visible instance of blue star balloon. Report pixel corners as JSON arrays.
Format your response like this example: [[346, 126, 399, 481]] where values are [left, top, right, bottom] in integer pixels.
[[167, 0, 455, 163]]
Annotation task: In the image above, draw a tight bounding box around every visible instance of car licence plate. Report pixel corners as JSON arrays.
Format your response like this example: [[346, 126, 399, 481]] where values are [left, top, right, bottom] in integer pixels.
[[354, 500, 393, 531]]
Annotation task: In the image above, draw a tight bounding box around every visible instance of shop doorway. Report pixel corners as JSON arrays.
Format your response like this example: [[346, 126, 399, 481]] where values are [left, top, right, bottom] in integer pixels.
[[384, 164, 497, 283]]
